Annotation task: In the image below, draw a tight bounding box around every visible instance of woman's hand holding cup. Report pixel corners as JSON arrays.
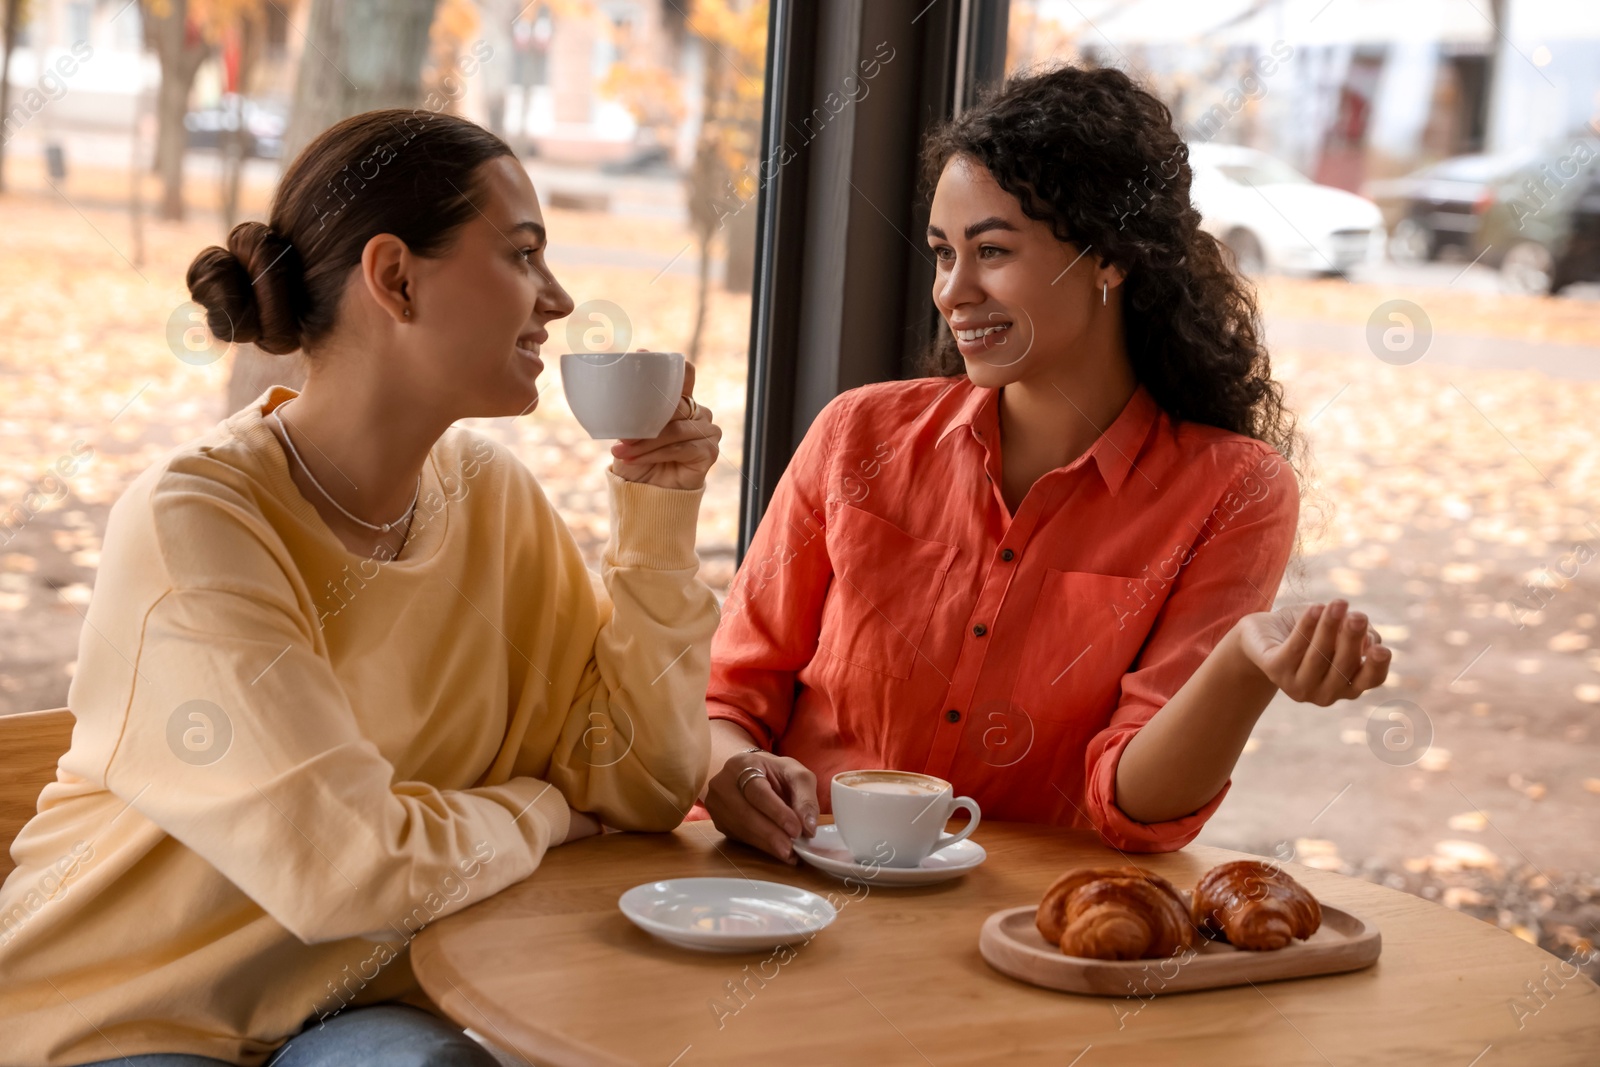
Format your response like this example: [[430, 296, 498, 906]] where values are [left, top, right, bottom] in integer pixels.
[[703, 750, 820, 864], [609, 358, 721, 490]]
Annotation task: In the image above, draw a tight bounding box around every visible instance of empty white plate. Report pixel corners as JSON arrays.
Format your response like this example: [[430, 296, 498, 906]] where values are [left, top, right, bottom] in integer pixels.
[[792, 824, 987, 886], [618, 877, 838, 952]]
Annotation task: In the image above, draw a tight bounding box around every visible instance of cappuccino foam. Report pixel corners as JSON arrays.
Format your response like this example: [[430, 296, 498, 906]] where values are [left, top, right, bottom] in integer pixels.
[[838, 772, 943, 796]]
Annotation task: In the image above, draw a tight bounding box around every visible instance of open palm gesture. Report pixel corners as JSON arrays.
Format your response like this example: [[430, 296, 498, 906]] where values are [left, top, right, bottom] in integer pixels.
[[1237, 599, 1391, 706]]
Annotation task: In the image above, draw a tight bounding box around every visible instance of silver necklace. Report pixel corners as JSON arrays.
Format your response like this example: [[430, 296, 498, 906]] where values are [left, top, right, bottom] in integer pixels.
[[271, 403, 421, 534]]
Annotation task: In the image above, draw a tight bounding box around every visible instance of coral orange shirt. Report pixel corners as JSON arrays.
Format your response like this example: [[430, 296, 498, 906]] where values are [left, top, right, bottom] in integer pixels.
[[706, 376, 1298, 852]]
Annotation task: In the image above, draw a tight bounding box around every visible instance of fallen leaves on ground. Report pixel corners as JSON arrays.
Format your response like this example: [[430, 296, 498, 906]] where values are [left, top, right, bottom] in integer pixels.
[[1258, 274, 1600, 347]]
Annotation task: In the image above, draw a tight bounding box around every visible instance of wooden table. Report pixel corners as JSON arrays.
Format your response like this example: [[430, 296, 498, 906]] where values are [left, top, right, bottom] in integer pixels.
[[412, 820, 1600, 1066]]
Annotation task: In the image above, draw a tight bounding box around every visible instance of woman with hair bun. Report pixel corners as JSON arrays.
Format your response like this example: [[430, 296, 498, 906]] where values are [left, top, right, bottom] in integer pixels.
[[0, 110, 723, 1064], [701, 65, 1392, 862]]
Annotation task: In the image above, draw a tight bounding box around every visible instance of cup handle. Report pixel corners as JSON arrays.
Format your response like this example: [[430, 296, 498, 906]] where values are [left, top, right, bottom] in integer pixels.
[[927, 796, 980, 855]]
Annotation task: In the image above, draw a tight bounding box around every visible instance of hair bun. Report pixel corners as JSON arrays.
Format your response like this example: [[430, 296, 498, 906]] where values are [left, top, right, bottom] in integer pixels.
[[185, 221, 304, 354]]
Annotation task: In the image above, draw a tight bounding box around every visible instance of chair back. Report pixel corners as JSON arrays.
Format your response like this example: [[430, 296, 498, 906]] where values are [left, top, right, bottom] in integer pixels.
[[0, 708, 75, 881]]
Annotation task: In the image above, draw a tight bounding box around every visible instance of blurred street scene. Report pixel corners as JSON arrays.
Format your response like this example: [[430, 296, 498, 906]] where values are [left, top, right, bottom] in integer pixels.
[[2, 0, 1598, 975]]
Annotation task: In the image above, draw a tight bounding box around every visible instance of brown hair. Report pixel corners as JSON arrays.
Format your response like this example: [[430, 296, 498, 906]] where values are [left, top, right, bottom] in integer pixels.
[[921, 64, 1318, 591], [186, 108, 514, 355], [918, 65, 1301, 476]]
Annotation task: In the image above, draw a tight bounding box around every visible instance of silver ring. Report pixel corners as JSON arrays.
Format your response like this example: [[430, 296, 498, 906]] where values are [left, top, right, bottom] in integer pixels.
[[685, 395, 700, 420], [735, 766, 767, 795]]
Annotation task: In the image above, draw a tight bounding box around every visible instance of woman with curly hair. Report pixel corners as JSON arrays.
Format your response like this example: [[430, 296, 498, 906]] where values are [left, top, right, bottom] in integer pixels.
[[699, 65, 1391, 861]]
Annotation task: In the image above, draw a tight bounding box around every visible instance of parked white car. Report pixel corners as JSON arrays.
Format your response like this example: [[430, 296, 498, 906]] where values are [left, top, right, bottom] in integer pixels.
[[1186, 143, 1386, 277]]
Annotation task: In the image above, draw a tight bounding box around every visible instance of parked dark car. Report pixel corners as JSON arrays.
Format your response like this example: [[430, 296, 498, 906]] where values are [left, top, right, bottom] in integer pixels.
[[184, 96, 288, 160], [600, 144, 674, 176], [1475, 135, 1600, 294], [1363, 150, 1535, 263]]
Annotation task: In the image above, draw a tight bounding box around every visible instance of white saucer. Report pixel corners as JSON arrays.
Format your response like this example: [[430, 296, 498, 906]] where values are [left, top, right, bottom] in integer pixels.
[[618, 877, 838, 952], [792, 824, 987, 886]]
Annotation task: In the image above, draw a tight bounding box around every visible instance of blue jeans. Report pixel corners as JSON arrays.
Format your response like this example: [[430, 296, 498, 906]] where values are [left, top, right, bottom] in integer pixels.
[[78, 1003, 510, 1067]]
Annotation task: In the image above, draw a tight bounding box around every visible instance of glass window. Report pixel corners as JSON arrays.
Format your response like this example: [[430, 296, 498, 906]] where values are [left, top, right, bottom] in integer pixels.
[[475, 0, 764, 595], [1004, 0, 1600, 967], [0, 0, 766, 711]]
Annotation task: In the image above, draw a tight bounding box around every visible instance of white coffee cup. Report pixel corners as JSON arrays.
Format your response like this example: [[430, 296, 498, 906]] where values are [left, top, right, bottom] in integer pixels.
[[830, 770, 981, 869], [559, 351, 686, 439]]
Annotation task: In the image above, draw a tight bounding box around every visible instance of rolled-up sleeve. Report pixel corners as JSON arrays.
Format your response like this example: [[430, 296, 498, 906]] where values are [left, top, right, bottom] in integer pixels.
[[705, 393, 847, 748], [1085, 445, 1300, 852]]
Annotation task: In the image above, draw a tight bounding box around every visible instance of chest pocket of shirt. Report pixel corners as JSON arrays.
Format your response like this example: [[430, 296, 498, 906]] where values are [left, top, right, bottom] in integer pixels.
[[816, 503, 958, 680], [1010, 569, 1160, 723]]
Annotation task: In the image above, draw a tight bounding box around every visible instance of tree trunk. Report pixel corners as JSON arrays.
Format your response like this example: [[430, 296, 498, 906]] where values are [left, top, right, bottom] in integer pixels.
[[1482, 0, 1507, 152], [0, 0, 23, 194], [279, 0, 439, 165], [686, 230, 711, 363], [479, 0, 515, 140], [143, 0, 210, 221], [129, 80, 146, 268], [722, 196, 756, 294], [218, 14, 263, 231], [225, 0, 439, 414], [219, 103, 243, 230], [683, 39, 728, 366]]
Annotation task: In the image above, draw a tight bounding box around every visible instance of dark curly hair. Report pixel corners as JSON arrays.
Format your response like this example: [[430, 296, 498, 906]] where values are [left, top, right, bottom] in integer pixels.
[[919, 64, 1301, 475]]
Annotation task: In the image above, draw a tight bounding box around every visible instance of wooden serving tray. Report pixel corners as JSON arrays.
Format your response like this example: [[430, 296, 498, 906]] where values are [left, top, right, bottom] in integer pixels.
[[979, 893, 1381, 996]]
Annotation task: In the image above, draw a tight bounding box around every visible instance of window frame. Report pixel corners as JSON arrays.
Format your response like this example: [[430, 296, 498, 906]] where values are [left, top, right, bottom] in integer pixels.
[[737, 0, 1009, 562]]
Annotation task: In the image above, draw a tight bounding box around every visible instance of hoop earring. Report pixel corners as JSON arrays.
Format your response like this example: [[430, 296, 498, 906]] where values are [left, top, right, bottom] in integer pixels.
[[1102, 281, 1107, 306]]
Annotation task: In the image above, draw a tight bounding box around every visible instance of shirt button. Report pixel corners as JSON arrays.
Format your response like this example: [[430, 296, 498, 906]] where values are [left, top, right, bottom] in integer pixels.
[[945, 709, 962, 723], [1001, 548, 1014, 561], [972, 623, 987, 636]]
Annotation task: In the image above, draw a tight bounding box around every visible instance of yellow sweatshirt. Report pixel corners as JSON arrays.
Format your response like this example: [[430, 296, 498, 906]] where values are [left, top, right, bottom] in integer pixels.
[[0, 385, 719, 1065]]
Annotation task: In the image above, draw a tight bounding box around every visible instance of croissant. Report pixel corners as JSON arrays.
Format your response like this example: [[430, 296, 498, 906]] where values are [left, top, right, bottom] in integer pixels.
[[1191, 860, 1322, 951], [1035, 866, 1195, 960]]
